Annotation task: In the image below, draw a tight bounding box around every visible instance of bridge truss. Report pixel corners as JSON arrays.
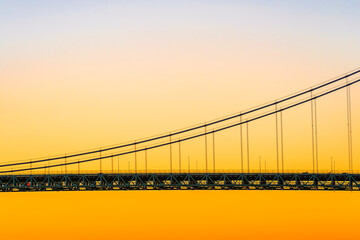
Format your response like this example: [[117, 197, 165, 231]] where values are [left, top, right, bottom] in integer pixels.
[[1, 172, 359, 192]]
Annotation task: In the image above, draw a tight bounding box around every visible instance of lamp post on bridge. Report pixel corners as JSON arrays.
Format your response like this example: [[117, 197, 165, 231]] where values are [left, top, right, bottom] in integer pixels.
[[259, 156, 261, 173]]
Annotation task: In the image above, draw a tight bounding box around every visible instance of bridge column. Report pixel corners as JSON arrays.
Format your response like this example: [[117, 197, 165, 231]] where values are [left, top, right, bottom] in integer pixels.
[[295, 177, 301, 190], [242, 175, 249, 189], [277, 176, 284, 189], [330, 175, 335, 190], [349, 177, 353, 191], [260, 175, 267, 189], [313, 177, 318, 190]]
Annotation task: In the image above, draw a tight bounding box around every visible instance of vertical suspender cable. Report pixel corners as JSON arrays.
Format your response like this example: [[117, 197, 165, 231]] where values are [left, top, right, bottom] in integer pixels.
[[178, 141, 181, 173], [169, 134, 172, 173], [280, 110, 284, 173], [275, 103, 279, 173], [205, 125, 208, 172], [111, 155, 114, 174], [346, 78, 353, 173], [145, 148, 148, 174], [246, 122, 250, 173], [213, 130, 215, 173], [188, 156, 190, 173], [314, 99, 319, 173], [65, 154, 67, 174], [311, 91, 316, 173], [100, 148, 102, 173], [240, 114, 244, 173], [134, 141, 137, 173]]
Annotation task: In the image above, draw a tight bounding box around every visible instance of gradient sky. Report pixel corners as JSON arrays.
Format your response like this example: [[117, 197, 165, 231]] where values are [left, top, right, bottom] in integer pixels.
[[1, 1, 360, 239]]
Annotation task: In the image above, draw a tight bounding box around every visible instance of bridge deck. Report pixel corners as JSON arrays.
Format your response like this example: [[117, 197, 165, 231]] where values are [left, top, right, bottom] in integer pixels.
[[1, 172, 359, 192]]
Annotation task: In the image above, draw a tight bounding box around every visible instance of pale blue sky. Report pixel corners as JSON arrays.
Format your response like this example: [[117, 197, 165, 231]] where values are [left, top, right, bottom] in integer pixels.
[[1, 0, 360, 63]]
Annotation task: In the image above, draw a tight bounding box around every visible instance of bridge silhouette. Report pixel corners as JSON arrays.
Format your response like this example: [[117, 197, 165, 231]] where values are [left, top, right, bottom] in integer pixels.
[[1, 68, 359, 191]]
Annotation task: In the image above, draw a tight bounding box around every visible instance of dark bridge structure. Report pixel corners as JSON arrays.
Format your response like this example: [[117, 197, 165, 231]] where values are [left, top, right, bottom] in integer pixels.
[[1, 172, 360, 192], [1, 68, 359, 192]]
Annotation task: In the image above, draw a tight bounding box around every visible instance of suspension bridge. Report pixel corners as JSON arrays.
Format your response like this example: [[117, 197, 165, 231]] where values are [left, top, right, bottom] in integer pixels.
[[1, 68, 359, 192]]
